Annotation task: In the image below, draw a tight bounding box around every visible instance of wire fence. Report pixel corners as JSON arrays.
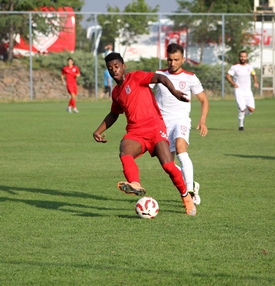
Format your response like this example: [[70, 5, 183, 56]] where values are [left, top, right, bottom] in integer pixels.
[[0, 11, 274, 101]]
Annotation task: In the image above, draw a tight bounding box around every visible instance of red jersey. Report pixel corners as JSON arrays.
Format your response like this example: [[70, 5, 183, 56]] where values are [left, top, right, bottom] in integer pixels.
[[111, 71, 164, 132], [62, 65, 80, 86]]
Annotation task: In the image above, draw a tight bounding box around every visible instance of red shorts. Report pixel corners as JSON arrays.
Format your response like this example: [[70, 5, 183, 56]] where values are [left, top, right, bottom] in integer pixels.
[[67, 85, 77, 95], [123, 121, 169, 157]]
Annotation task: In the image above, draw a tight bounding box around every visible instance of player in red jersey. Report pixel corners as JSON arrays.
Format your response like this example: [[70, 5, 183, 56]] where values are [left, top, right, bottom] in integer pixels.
[[61, 57, 80, 113], [93, 52, 197, 216]]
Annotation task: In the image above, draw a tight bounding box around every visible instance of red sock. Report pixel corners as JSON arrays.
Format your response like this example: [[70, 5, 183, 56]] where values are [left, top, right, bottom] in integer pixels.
[[71, 98, 76, 108], [68, 99, 73, 107], [120, 155, 140, 183], [162, 162, 187, 196]]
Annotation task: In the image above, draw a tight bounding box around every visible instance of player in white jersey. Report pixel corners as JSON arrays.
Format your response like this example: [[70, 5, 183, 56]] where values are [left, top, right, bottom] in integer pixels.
[[154, 43, 209, 205], [226, 50, 259, 131]]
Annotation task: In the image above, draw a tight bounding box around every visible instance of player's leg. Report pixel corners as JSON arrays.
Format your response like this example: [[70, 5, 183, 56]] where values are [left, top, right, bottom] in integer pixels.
[[71, 86, 79, 113], [235, 90, 246, 130], [117, 138, 146, 196], [168, 120, 201, 205], [154, 140, 196, 216], [70, 93, 78, 112], [245, 91, 255, 115], [175, 138, 201, 205], [66, 88, 73, 113]]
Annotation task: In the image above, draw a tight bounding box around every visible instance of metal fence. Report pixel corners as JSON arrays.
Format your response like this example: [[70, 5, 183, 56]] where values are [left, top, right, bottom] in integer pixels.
[[0, 11, 275, 100]]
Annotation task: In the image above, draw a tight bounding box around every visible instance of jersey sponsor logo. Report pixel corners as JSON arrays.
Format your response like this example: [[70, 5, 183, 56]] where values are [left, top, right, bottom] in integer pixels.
[[125, 85, 131, 94], [179, 81, 186, 89]]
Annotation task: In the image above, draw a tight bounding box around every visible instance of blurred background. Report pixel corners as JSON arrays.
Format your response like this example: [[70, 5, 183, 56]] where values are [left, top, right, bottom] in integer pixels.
[[0, 0, 274, 100]]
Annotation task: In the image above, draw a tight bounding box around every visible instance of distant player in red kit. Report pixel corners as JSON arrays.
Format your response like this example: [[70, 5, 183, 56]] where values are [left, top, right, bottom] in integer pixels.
[[93, 52, 197, 216], [61, 57, 80, 113]]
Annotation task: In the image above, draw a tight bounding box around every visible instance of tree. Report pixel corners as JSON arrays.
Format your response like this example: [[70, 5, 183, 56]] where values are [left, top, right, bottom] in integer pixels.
[[172, 0, 256, 64], [95, 0, 159, 56], [0, 0, 83, 62]]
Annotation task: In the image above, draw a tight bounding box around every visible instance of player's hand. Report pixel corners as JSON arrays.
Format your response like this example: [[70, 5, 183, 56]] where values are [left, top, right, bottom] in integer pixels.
[[93, 132, 108, 143], [254, 82, 259, 88], [173, 90, 190, 102], [196, 123, 208, 137]]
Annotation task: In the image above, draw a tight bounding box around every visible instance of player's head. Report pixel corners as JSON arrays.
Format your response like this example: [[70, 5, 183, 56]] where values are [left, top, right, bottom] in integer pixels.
[[166, 43, 185, 73], [239, 50, 248, 65], [105, 52, 125, 83], [67, 57, 74, 66]]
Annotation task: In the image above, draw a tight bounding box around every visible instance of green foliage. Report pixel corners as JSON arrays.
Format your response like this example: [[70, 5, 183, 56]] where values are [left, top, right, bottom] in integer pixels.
[[0, 100, 275, 285], [96, 0, 159, 54], [173, 0, 257, 63], [125, 57, 166, 72], [26, 50, 106, 90]]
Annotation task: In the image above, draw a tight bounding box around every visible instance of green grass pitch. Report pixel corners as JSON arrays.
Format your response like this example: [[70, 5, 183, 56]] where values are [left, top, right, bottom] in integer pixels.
[[0, 98, 274, 285]]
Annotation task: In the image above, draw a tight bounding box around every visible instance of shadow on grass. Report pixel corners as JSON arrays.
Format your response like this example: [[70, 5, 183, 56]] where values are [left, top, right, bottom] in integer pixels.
[[0, 196, 123, 217], [207, 127, 235, 131], [0, 184, 138, 217], [0, 185, 183, 217], [224, 154, 275, 160], [1, 259, 274, 285], [0, 185, 109, 200]]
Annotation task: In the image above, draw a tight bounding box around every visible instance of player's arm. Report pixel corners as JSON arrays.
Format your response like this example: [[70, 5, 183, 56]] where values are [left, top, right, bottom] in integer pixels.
[[251, 71, 259, 88], [226, 73, 238, 88], [195, 91, 209, 137], [61, 74, 66, 85], [151, 73, 189, 102], [93, 112, 119, 143]]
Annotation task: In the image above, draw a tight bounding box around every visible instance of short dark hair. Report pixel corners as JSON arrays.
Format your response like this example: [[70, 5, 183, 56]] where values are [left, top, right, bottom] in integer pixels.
[[105, 52, 124, 64], [239, 50, 247, 56], [67, 57, 74, 61], [167, 43, 184, 56]]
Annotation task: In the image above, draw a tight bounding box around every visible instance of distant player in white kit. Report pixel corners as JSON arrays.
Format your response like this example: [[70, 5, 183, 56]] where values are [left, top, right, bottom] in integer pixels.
[[226, 50, 259, 131], [153, 43, 209, 205]]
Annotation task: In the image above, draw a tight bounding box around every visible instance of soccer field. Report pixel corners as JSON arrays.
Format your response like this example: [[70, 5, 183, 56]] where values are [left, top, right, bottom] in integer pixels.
[[0, 99, 274, 285]]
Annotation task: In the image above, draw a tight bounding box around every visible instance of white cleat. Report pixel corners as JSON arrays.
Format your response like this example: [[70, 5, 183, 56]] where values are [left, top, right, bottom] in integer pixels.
[[66, 106, 72, 113], [193, 181, 201, 205], [73, 108, 79, 113]]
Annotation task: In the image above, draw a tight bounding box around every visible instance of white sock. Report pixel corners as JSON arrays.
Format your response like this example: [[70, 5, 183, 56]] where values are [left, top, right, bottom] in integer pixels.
[[177, 152, 194, 191], [238, 110, 245, 127], [245, 109, 251, 115]]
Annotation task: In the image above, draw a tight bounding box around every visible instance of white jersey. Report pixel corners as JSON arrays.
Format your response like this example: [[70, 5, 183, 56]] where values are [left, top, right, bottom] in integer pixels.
[[227, 63, 256, 90], [154, 68, 204, 120]]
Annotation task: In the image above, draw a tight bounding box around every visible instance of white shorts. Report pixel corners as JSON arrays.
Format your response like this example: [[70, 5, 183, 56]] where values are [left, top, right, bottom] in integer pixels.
[[164, 118, 191, 153], [234, 88, 255, 111]]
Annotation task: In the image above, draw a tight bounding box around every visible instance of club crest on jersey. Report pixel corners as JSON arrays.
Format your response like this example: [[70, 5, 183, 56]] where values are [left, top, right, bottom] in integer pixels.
[[181, 125, 187, 135], [125, 85, 131, 94], [179, 81, 186, 89], [72, 68, 76, 72]]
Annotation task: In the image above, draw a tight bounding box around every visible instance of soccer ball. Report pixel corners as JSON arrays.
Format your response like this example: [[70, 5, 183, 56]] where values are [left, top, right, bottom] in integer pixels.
[[135, 196, 159, 219]]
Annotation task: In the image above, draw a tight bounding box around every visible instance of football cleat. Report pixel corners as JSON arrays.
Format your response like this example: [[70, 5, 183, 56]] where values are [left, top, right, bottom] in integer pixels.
[[181, 193, 197, 216], [117, 181, 146, 196], [188, 181, 201, 205], [66, 106, 72, 113], [239, 126, 244, 131]]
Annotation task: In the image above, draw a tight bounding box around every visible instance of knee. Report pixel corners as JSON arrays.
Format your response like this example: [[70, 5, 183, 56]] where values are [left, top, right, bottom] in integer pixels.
[[248, 107, 255, 112]]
